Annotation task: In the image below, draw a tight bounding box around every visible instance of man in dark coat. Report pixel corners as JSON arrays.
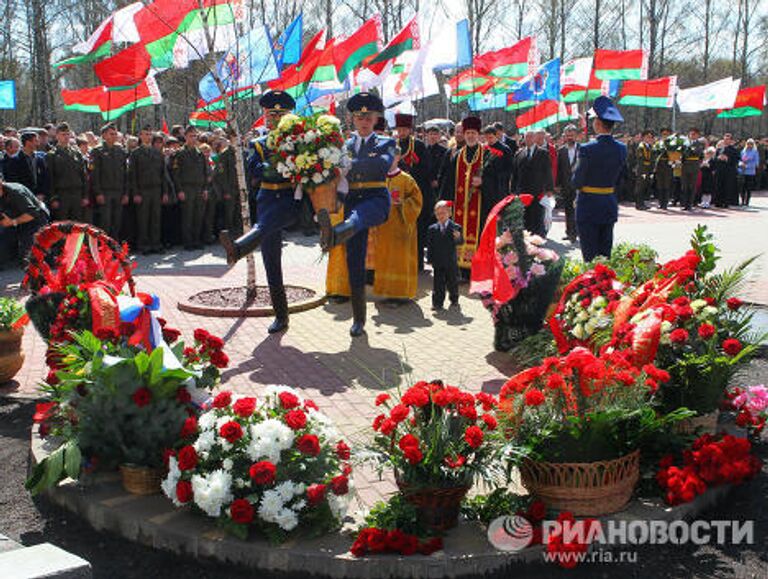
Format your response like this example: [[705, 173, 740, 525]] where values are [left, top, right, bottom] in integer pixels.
[[513, 131, 553, 237], [556, 124, 580, 242]]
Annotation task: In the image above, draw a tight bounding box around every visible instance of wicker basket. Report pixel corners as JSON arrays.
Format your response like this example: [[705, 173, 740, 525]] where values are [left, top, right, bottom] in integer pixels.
[[674, 411, 719, 435], [120, 464, 163, 495], [0, 328, 24, 383], [308, 180, 339, 214], [396, 479, 470, 532], [520, 450, 640, 516]]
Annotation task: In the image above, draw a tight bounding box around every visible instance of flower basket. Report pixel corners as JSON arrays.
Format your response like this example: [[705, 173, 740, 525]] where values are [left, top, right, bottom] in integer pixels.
[[674, 410, 719, 435], [120, 464, 163, 495], [308, 179, 339, 214], [396, 478, 470, 532], [519, 450, 640, 516], [0, 327, 24, 383]]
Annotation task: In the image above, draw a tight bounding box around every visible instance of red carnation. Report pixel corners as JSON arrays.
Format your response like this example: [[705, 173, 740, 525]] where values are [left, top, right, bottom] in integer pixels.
[[296, 434, 321, 456], [176, 480, 193, 503], [180, 416, 198, 438], [481, 413, 498, 430], [229, 498, 254, 524], [249, 461, 277, 485], [330, 474, 349, 495], [219, 421, 244, 443], [727, 297, 744, 311], [336, 440, 351, 460], [132, 387, 152, 408], [524, 388, 546, 407], [306, 483, 327, 505], [464, 425, 484, 449], [278, 391, 301, 409], [206, 335, 225, 350], [670, 328, 690, 344], [698, 323, 716, 339], [375, 393, 390, 406], [233, 397, 257, 418], [193, 328, 210, 342], [212, 391, 232, 408], [444, 454, 466, 469], [722, 338, 743, 356], [285, 409, 308, 430], [379, 418, 397, 435], [209, 350, 230, 368], [372, 414, 386, 431], [177, 445, 198, 471], [390, 404, 409, 423]]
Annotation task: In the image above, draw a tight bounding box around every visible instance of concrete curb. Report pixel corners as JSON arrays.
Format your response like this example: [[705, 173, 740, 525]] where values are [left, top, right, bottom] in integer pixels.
[[176, 285, 326, 318]]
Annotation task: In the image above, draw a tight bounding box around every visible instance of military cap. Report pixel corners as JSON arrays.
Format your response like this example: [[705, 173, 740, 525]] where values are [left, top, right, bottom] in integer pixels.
[[587, 96, 624, 123], [461, 116, 482, 132], [259, 90, 296, 112], [56, 122, 71, 133], [100, 122, 117, 134], [394, 113, 414, 129], [347, 92, 384, 114], [563, 124, 578, 133]]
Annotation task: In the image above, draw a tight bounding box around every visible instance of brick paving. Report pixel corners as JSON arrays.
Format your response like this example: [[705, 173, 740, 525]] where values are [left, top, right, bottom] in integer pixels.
[[1, 194, 767, 508]]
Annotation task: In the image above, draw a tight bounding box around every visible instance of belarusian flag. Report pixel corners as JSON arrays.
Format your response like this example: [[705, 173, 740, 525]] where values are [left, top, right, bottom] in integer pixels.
[[515, 100, 576, 131], [190, 108, 227, 128], [475, 37, 537, 79], [717, 85, 765, 118], [446, 70, 495, 101], [334, 16, 382, 82], [593, 49, 648, 80], [93, 43, 151, 88], [366, 15, 420, 75], [561, 68, 612, 103], [505, 95, 535, 111], [618, 77, 676, 108], [61, 75, 162, 120], [268, 38, 331, 98]]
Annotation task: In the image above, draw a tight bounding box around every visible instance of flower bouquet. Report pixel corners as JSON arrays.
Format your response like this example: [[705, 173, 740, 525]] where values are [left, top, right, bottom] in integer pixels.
[[162, 386, 352, 542], [724, 385, 768, 438], [471, 195, 563, 352], [266, 112, 348, 213], [364, 381, 502, 531]]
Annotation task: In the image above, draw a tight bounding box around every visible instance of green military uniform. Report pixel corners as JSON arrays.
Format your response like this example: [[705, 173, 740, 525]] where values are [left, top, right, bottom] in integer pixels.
[[46, 145, 87, 221], [634, 142, 654, 210], [681, 139, 704, 210], [654, 146, 673, 209], [91, 143, 127, 238], [128, 144, 166, 252], [201, 156, 217, 244], [623, 140, 637, 202], [213, 146, 240, 236], [171, 145, 209, 249]]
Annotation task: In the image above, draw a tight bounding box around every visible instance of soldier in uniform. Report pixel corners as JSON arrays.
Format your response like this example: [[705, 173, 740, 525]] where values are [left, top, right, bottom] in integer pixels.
[[681, 127, 704, 211], [317, 92, 395, 337], [634, 130, 654, 210], [172, 126, 210, 250], [572, 96, 627, 262], [45, 123, 88, 222], [91, 122, 128, 238], [654, 127, 673, 210], [129, 125, 167, 253], [213, 130, 241, 237], [219, 91, 299, 334]]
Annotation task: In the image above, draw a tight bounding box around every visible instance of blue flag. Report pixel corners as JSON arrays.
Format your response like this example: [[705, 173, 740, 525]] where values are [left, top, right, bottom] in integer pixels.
[[456, 19, 472, 68], [511, 58, 561, 103], [0, 81, 15, 110], [272, 14, 303, 70], [199, 27, 279, 104], [468, 92, 507, 112]]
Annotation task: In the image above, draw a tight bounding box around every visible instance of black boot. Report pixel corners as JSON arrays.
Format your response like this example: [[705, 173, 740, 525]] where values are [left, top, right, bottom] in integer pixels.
[[220, 227, 262, 265], [349, 287, 366, 337], [267, 285, 289, 333], [317, 210, 356, 252]]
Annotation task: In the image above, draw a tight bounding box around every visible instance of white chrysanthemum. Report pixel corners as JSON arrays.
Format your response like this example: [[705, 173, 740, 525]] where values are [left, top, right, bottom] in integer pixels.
[[194, 428, 216, 453], [275, 481, 297, 502], [222, 458, 233, 471], [191, 469, 233, 518], [198, 411, 217, 431], [326, 492, 350, 520], [312, 173, 324, 184], [235, 477, 249, 489], [275, 508, 299, 531], [247, 419, 294, 463], [258, 489, 285, 521], [161, 457, 182, 504], [292, 499, 307, 512]]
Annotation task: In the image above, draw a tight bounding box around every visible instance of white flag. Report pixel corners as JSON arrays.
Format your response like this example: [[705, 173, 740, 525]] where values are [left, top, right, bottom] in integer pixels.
[[676, 77, 740, 113], [561, 57, 592, 87]]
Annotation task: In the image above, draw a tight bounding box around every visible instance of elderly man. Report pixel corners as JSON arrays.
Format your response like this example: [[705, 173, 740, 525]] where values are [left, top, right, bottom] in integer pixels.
[[556, 125, 580, 242]]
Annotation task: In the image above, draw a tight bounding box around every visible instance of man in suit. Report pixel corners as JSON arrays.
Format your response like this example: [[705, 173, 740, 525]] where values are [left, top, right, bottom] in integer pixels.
[[482, 125, 514, 222], [317, 92, 395, 337], [513, 131, 553, 237], [715, 133, 739, 207], [425, 126, 448, 200], [556, 124, 580, 242], [3, 132, 40, 194], [572, 96, 627, 262]]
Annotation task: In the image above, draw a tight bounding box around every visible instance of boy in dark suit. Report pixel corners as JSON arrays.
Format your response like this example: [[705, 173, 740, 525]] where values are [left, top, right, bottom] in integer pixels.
[[426, 200, 463, 310]]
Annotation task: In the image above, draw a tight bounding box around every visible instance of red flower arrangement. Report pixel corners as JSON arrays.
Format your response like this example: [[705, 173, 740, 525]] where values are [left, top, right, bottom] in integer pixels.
[[350, 528, 443, 557]]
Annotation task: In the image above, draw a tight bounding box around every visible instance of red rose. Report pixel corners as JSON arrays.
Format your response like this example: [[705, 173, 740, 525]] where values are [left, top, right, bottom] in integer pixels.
[[206, 335, 225, 350], [229, 498, 254, 524], [390, 404, 409, 423], [464, 425, 484, 448], [162, 448, 175, 467], [132, 387, 152, 408], [399, 534, 419, 556], [212, 391, 232, 408], [176, 387, 192, 404], [385, 529, 407, 552], [296, 434, 321, 456], [670, 328, 690, 344], [527, 500, 547, 522], [722, 338, 743, 356], [330, 474, 349, 495], [278, 391, 301, 409], [219, 421, 244, 443], [249, 461, 277, 485], [162, 327, 181, 343], [232, 397, 257, 418], [285, 409, 308, 430], [176, 480, 193, 503], [180, 416, 198, 438], [306, 483, 326, 505], [177, 445, 198, 471], [524, 388, 546, 407], [375, 393, 390, 406], [697, 323, 716, 339], [336, 440, 351, 460], [193, 328, 210, 342], [209, 350, 229, 368], [481, 413, 498, 430], [727, 297, 744, 311]]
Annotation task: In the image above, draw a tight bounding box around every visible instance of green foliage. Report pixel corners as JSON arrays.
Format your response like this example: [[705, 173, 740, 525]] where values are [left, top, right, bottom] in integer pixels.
[[560, 241, 658, 288], [0, 296, 25, 331], [507, 326, 560, 368], [26, 440, 81, 495], [363, 494, 428, 537], [461, 489, 528, 524]]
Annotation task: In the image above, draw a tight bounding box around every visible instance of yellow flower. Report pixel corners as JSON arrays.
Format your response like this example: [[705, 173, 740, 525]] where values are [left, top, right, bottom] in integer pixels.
[[277, 113, 300, 133]]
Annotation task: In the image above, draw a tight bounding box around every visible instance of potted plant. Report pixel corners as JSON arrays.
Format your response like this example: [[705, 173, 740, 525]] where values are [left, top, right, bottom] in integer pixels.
[[364, 380, 502, 531], [499, 348, 684, 516], [0, 296, 26, 383]]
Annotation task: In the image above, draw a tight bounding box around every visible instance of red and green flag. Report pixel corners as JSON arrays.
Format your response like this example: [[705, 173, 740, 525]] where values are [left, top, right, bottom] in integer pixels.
[[561, 68, 610, 103], [618, 76, 676, 108], [593, 49, 647, 80], [366, 15, 420, 76], [93, 43, 151, 88], [334, 16, 382, 82], [61, 76, 162, 120], [190, 108, 227, 129], [446, 70, 495, 102], [717, 85, 765, 118], [515, 100, 576, 131], [474, 37, 537, 79]]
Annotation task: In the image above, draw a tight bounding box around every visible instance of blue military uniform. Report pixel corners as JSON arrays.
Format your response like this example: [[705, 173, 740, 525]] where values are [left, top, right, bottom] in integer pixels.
[[571, 96, 627, 262]]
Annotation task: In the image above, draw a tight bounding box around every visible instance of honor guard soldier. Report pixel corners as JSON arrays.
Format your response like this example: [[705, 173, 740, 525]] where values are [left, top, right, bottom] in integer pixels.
[[219, 90, 299, 334], [45, 122, 88, 221], [91, 122, 128, 239], [317, 92, 395, 337], [129, 126, 167, 253], [634, 130, 654, 210], [172, 125, 210, 250], [572, 96, 627, 262], [682, 127, 704, 210]]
